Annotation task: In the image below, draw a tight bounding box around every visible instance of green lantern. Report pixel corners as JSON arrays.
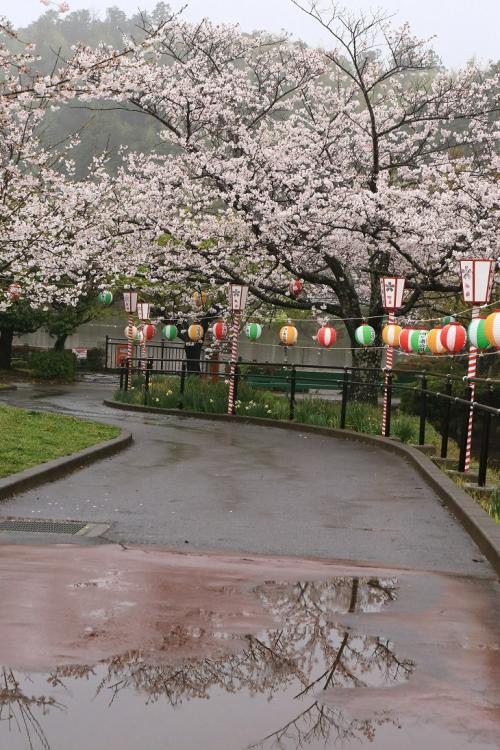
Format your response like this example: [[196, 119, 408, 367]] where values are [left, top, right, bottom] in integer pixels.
[[98, 290, 113, 305], [354, 324, 375, 346], [245, 322, 262, 341], [468, 318, 490, 350], [409, 330, 430, 354], [162, 324, 178, 341], [442, 315, 456, 326]]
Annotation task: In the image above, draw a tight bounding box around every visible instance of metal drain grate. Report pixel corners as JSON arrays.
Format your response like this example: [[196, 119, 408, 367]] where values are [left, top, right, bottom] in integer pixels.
[[0, 519, 87, 535]]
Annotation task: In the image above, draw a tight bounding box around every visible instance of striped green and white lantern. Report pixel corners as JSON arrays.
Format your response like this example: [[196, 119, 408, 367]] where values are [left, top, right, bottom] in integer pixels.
[[133, 330, 144, 344], [442, 315, 456, 326], [355, 324, 375, 346], [468, 318, 490, 350], [98, 290, 113, 305], [245, 322, 262, 341], [409, 330, 430, 354], [162, 324, 178, 341]]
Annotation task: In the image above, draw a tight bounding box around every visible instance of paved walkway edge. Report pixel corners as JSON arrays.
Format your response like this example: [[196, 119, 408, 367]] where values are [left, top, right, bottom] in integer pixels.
[[104, 400, 500, 577], [0, 430, 133, 501]]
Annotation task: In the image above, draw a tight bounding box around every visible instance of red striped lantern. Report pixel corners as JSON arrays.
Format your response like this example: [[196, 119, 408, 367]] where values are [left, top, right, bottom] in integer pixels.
[[142, 324, 155, 341], [316, 326, 337, 348], [7, 283, 22, 301], [440, 322, 467, 354], [212, 320, 228, 341], [399, 328, 416, 354], [289, 279, 303, 297]]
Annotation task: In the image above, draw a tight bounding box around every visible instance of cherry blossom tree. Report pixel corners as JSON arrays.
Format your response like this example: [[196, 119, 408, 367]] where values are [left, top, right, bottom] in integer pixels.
[[66, 4, 498, 392], [0, 19, 161, 364]]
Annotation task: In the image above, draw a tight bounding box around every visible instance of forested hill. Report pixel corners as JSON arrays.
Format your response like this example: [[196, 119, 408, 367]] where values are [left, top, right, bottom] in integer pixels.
[[17, 4, 175, 176], [16, 4, 497, 178]]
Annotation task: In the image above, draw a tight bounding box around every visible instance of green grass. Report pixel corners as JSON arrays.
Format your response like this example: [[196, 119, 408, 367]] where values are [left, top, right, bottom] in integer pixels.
[[0, 405, 120, 478]]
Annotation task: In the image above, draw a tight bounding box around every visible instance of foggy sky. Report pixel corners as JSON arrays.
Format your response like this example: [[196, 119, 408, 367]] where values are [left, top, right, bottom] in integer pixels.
[[2, 0, 499, 69]]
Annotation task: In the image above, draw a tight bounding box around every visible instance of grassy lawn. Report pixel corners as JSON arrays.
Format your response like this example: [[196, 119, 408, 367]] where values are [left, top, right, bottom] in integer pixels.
[[0, 405, 120, 478]]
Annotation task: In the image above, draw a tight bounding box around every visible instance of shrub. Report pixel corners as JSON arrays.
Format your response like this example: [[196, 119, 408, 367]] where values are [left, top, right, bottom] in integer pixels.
[[31, 350, 77, 381]]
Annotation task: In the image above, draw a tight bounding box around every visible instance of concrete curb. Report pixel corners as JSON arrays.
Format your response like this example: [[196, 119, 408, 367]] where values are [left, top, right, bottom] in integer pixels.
[[0, 430, 133, 501], [104, 399, 500, 577]]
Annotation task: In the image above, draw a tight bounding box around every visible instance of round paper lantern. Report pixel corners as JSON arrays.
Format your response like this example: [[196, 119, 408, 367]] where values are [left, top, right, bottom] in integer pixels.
[[382, 323, 402, 347], [289, 279, 303, 297], [280, 324, 298, 346], [440, 322, 467, 354], [7, 283, 22, 301], [188, 323, 204, 342], [485, 310, 500, 349], [427, 328, 446, 355], [245, 322, 262, 341], [192, 291, 208, 308], [409, 330, 430, 354], [142, 323, 155, 341], [442, 315, 456, 326], [133, 330, 144, 345], [467, 318, 490, 350], [162, 324, 178, 341], [355, 324, 375, 346], [212, 320, 228, 341], [399, 328, 416, 354], [124, 325, 138, 339], [98, 290, 113, 306], [316, 326, 337, 348]]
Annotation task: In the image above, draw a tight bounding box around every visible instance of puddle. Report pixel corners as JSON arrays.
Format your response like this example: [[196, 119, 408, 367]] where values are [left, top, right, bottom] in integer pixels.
[[0, 551, 498, 750], [0, 577, 417, 750]]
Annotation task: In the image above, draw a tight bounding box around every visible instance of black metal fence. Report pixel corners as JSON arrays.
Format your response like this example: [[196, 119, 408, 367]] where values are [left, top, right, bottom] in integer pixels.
[[104, 336, 211, 373], [117, 355, 500, 488]]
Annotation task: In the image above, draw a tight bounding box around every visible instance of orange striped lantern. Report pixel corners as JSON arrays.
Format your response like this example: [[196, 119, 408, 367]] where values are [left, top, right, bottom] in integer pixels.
[[192, 291, 208, 308], [485, 310, 500, 349], [399, 328, 416, 353], [316, 326, 337, 348], [280, 324, 298, 346], [382, 323, 401, 347], [142, 323, 155, 341], [188, 324, 204, 342], [440, 322, 467, 354], [427, 327, 446, 355], [212, 320, 228, 341]]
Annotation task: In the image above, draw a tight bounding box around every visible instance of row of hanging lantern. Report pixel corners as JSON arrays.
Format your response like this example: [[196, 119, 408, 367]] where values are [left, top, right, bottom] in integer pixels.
[[381, 313, 500, 355]]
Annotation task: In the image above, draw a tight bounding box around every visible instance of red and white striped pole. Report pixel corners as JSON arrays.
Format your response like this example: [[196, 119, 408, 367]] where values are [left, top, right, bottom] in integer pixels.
[[141, 330, 147, 371], [127, 314, 134, 390], [464, 305, 479, 473], [381, 311, 394, 436], [227, 310, 241, 415]]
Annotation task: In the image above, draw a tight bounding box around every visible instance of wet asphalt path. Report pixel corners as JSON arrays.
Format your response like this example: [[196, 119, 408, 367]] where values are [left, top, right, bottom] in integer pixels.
[[0, 381, 493, 576]]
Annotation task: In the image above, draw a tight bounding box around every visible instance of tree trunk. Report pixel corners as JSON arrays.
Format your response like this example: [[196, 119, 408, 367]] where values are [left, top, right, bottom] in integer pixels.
[[0, 328, 14, 370], [53, 334, 67, 351], [350, 346, 383, 403], [185, 342, 203, 375]]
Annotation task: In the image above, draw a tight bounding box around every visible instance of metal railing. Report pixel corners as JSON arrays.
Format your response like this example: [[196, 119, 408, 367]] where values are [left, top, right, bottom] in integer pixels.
[[117, 355, 499, 488]]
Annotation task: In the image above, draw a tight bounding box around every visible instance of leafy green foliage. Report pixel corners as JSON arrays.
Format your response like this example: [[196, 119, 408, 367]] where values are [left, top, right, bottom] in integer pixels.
[[31, 350, 77, 381]]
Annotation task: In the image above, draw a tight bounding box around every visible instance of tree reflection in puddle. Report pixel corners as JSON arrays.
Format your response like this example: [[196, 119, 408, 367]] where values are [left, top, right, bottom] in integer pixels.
[[0, 577, 414, 750]]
